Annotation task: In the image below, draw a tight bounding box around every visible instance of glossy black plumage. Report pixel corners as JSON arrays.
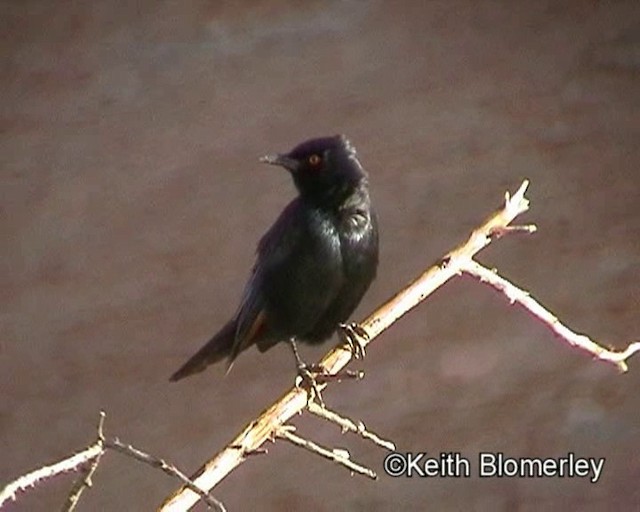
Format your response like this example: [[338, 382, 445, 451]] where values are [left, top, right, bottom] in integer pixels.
[[170, 135, 378, 381]]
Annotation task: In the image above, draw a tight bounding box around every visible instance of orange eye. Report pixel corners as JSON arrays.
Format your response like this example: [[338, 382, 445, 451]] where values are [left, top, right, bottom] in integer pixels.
[[308, 154, 322, 166]]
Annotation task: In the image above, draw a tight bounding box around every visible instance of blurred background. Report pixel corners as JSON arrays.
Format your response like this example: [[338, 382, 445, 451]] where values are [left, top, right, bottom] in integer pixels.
[[2, 1, 639, 510]]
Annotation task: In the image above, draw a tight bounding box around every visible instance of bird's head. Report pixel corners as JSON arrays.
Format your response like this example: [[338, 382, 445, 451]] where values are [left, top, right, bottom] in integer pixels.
[[260, 135, 367, 204]]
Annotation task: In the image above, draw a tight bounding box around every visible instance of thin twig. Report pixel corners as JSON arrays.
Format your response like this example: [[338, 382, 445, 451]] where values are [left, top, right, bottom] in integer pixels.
[[463, 259, 640, 372], [1, 412, 224, 512], [61, 412, 107, 512], [62, 453, 104, 512], [276, 426, 377, 480], [105, 438, 226, 512], [489, 224, 537, 238], [307, 402, 395, 451], [159, 179, 534, 511], [0, 444, 104, 508]]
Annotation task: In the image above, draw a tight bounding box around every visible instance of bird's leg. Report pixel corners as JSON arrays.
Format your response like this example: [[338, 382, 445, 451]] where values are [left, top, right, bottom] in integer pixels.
[[338, 322, 369, 359], [288, 338, 326, 407]]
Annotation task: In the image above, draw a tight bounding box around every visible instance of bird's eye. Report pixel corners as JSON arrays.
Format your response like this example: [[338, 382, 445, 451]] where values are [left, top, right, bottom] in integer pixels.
[[308, 154, 322, 167]]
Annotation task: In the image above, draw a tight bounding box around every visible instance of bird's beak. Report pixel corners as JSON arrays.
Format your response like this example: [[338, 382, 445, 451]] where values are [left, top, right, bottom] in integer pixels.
[[259, 153, 298, 172]]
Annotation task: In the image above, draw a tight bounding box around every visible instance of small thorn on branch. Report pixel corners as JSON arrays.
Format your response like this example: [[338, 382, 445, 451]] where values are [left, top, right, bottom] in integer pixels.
[[276, 425, 377, 480], [307, 402, 396, 451]]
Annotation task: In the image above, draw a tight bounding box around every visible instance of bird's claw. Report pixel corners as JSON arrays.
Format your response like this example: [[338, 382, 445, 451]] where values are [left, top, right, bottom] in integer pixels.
[[289, 338, 326, 407], [339, 322, 369, 359], [295, 364, 326, 408]]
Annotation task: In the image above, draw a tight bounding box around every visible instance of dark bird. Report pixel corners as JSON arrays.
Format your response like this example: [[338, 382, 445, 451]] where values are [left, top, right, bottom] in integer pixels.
[[170, 135, 378, 382]]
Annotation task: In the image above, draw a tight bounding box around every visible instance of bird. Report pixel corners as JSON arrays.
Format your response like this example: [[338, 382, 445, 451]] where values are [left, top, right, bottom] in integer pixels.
[[170, 135, 379, 382]]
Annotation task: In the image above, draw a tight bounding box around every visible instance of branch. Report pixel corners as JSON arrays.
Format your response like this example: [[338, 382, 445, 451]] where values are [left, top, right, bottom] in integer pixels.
[[105, 439, 225, 511], [463, 259, 640, 372], [307, 401, 395, 451], [276, 426, 377, 479], [159, 180, 535, 511], [61, 413, 106, 512], [0, 440, 104, 508], [0, 412, 224, 511]]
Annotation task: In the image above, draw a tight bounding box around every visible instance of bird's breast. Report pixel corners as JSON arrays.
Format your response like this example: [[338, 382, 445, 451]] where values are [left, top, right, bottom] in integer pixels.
[[336, 208, 372, 242]]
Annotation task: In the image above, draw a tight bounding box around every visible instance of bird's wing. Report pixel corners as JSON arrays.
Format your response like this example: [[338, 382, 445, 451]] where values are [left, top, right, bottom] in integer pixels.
[[230, 199, 343, 359], [230, 268, 269, 360]]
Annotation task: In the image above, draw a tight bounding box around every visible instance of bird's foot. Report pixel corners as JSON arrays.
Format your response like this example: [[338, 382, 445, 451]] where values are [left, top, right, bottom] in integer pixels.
[[295, 363, 327, 408], [339, 322, 369, 359], [289, 338, 365, 408], [289, 339, 327, 407]]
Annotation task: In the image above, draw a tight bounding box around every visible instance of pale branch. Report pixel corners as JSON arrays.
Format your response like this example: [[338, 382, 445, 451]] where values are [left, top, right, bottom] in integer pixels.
[[276, 426, 377, 480], [462, 259, 640, 372], [0, 442, 104, 508], [61, 413, 106, 512], [1, 413, 108, 511], [159, 179, 535, 511], [307, 402, 396, 451], [0, 412, 223, 512], [62, 453, 104, 512]]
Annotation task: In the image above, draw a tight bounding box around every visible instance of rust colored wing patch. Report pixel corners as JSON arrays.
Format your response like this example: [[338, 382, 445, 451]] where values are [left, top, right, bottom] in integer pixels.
[[245, 309, 267, 346], [230, 309, 267, 362]]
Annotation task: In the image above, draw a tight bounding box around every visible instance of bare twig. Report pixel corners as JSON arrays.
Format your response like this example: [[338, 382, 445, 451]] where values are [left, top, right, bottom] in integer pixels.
[[0, 442, 104, 508], [1, 412, 224, 512], [463, 259, 640, 372], [276, 426, 377, 479], [105, 438, 225, 512], [489, 224, 537, 238], [62, 455, 104, 512], [159, 180, 534, 511], [307, 402, 395, 451], [61, 412, 106, 512]]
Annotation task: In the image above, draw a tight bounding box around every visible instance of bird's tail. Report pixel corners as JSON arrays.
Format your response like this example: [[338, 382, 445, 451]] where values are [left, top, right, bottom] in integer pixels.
[[169, 320, 236, 382]]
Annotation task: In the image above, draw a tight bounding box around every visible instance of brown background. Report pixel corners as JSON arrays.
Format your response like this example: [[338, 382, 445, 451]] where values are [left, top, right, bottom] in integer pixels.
[[2, 1, 639, 511]]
